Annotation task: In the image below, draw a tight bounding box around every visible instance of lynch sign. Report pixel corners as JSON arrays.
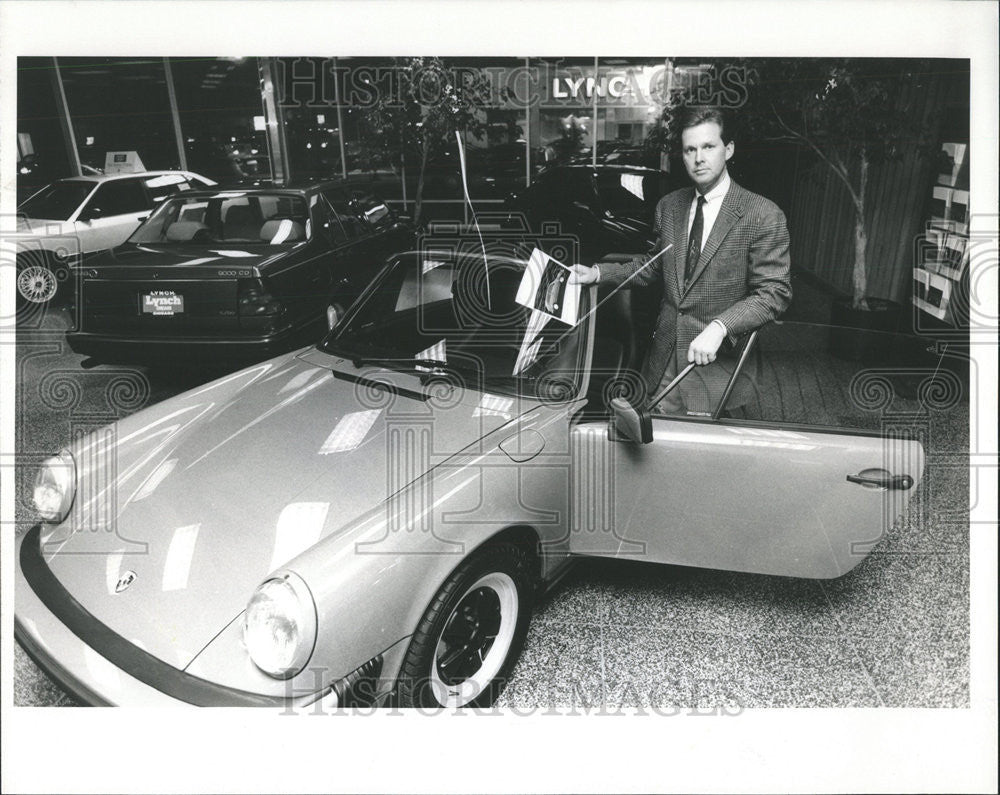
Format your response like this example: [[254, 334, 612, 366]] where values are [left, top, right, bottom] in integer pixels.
[[551, 74, 634, 100], [142, 291, 184, 315]]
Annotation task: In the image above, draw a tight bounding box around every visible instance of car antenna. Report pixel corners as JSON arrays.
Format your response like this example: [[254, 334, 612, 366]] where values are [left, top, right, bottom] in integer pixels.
[[455, 131, 491, 310]]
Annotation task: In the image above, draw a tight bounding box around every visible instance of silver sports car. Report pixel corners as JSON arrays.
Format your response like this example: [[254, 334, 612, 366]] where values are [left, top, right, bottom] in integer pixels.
[[15, 247, 925, 707]]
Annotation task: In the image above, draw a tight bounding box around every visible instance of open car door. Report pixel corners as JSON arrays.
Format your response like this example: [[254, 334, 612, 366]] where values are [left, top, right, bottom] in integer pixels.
[[568, 322, 929, 579]]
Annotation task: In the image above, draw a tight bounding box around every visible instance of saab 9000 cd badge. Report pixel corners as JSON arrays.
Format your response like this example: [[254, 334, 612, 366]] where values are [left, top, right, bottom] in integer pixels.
[[115, 571, 137, 593]]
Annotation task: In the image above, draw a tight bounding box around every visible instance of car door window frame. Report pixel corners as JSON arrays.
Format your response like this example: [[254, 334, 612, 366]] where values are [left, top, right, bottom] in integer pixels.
[[321, 189, 369, 240], [81, 178, 151, 220], [318, 195, 352, 247]]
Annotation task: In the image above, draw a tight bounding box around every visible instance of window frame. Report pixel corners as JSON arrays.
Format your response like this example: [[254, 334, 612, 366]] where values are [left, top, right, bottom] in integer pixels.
[[81, 177, 151, 220]]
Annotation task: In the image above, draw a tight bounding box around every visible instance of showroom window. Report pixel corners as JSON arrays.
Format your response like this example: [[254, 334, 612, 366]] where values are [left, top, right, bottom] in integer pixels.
[[444, 59, 529, 203], [527, 57, 675, 171], [169, 57, 270, 183], [277, 57, 372, 186], [58, 57, 179, 172], [17, 57, 74, 204]]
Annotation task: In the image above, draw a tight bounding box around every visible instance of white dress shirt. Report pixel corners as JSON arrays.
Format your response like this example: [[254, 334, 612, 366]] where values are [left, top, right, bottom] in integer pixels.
[[687, 171, 732, 337], [687, 171, 731, 249], [593, 170, 733, 335]]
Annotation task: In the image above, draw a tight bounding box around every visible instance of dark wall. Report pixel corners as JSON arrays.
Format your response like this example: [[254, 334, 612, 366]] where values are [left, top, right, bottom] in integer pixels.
[[784, 62, 970, 305]]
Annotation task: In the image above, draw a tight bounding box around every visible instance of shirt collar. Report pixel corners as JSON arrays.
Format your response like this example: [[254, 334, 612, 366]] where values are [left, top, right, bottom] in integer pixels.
[[694, 172, 731, 205]]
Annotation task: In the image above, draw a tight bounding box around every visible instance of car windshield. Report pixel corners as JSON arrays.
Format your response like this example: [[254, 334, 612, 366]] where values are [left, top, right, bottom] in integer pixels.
[[18, 180, 95, 220], [321, 250, 591, 401], [127, 192, 310, 245]]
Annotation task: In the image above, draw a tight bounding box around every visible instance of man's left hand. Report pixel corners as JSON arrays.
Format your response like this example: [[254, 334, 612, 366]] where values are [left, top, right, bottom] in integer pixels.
[[687, 322, 726, 365]]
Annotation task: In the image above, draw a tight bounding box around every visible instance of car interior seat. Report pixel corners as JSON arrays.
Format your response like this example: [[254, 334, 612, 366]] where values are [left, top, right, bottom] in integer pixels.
[[259, 219, 305, 244], [222, 204, 259, 240], [163, 221, 209, 242]]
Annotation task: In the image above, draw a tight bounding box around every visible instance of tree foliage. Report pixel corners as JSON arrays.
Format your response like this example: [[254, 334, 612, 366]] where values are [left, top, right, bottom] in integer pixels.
[[645, 58, 935, 308], [354, 57, 500, 224], [738, 58, 934, 308]]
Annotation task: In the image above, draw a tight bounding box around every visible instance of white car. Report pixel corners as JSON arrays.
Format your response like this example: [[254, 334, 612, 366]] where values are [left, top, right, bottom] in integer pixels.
[[15, 170, 216, 310]]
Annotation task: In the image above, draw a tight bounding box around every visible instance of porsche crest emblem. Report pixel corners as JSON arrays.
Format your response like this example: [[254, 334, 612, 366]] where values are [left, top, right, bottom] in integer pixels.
[[115, 571, 137, 593]]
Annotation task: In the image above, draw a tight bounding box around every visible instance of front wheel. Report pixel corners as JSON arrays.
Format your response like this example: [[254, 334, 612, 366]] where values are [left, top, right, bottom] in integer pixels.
[[396, 543, 534, 708]]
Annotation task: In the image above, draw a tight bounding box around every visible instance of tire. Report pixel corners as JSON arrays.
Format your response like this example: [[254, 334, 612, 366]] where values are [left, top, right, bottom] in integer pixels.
[[396, 542, 534, 708]]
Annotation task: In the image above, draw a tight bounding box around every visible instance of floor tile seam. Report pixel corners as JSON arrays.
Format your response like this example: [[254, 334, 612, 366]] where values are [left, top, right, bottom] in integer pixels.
[[815, 579, 887, 707]]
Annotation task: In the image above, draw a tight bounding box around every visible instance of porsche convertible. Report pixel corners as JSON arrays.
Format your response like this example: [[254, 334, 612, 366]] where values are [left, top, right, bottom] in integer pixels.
[[15, 246, 926, 708]]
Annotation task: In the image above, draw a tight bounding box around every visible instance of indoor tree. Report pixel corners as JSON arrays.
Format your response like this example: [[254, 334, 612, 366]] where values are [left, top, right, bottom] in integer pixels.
[[738, 58, 933, 310], [355, 57, 497, 225]]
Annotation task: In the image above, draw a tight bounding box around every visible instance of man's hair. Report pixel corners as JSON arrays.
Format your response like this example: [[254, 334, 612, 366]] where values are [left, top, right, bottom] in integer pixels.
[[676, 106, 734, 145]]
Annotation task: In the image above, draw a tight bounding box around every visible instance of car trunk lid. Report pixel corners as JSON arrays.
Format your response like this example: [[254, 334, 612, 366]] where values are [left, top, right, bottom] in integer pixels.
[[79, 245, 277, 337]]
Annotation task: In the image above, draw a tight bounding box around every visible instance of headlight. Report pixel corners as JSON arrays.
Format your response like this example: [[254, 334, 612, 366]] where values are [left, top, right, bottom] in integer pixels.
[[33, 450, 76, 523], [243, 573, 317, 679]]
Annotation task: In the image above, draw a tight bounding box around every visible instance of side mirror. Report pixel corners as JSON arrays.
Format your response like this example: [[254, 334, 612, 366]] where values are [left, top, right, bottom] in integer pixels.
[[80, 205, 104, 222], [608, 396, 652, 444]]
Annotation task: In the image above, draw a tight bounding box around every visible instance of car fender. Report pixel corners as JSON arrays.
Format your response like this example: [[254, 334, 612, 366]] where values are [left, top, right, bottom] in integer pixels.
[[277, 402, 579, 690]]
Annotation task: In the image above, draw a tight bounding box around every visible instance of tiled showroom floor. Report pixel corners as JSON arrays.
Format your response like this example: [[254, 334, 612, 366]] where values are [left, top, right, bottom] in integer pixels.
[[12, 275, 970, 709]]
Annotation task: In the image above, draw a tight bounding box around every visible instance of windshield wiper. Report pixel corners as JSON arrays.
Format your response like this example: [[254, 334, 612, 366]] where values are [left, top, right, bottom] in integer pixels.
[[324, 346, 449, 374], [321, 343, 398, 369]]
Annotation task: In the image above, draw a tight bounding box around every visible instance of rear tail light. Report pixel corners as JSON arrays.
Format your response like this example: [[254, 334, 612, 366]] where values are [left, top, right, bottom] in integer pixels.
[[238, 278, 284, 316]]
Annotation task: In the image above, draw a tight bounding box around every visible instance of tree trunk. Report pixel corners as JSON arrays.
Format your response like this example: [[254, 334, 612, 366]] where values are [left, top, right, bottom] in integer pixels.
[[414, 137, 430, 226], [852, 150, 870, 310]]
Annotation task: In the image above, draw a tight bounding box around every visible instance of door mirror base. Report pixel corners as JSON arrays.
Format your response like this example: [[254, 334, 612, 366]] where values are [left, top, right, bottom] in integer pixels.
[[608, 396, 652, 444]]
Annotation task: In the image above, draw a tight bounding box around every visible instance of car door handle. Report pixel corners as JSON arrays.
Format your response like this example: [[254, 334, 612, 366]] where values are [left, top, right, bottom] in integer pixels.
[[846, 469, 914, 491]]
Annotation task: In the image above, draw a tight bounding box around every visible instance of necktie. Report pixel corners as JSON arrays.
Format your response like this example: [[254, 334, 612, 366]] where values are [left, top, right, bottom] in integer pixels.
[[685, 195, 706, 285]]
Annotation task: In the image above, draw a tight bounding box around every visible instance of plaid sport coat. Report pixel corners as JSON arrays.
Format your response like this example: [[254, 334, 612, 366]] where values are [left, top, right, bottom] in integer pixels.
[[597, 179, 792, 401]]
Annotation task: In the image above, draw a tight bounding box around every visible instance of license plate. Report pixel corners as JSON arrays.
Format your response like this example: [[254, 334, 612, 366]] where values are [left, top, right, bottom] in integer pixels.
[[142, 291, 184, 316]]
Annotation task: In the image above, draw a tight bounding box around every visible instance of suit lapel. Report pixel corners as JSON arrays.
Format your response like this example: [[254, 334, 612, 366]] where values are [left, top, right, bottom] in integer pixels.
[[682, 181, 747, 298], [672, 188, 694, 296]]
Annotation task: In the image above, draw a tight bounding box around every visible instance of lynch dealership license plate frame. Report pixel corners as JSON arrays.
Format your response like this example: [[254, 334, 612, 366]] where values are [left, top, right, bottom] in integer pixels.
[[141, 290, 185, 316]]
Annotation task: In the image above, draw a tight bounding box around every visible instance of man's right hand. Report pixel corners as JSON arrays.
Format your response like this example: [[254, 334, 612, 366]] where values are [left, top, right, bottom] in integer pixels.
[[568, 264, 600, 285]]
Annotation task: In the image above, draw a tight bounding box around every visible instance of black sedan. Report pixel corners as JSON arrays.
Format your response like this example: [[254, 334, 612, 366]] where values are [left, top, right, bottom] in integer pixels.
[[66, 180, 413, 365], [506, 163, 686, 261]]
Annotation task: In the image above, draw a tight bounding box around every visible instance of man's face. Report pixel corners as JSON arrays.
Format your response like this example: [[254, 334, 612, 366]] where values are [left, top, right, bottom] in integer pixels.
[[681, 121, 734, 194]]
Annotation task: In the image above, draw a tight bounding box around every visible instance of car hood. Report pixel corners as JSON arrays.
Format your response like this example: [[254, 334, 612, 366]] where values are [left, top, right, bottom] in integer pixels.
[[38, 352, 526, 670], [89, 243, 291, 273]]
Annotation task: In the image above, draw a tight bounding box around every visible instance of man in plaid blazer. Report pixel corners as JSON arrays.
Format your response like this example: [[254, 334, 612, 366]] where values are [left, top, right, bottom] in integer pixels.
[[570, 106, 792, 414]]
